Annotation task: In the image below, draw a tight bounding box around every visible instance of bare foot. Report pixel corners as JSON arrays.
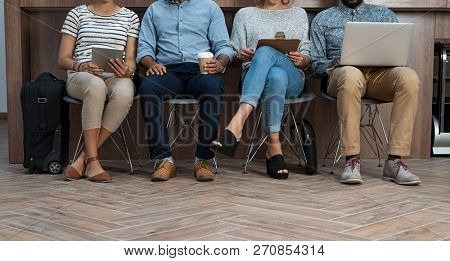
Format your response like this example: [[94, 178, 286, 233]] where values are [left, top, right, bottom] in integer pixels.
[[85, 160, 107, 179], [212, 122, 243, 147], [70, 153, 86, 176]]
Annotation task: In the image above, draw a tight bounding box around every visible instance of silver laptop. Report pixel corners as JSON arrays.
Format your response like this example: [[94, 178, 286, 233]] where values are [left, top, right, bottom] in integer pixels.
[[340, 22, 415, 67]]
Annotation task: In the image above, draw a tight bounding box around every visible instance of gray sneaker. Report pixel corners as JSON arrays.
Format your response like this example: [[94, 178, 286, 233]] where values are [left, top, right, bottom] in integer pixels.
[[340, 158, 363, 185], [383, 159, 421, 186]]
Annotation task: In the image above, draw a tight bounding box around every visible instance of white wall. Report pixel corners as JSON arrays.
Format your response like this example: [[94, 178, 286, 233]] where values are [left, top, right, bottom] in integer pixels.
[[0, 2, 7, 113]]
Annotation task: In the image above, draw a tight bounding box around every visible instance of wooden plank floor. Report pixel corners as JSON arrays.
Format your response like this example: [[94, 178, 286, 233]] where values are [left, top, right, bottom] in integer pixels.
[[0, 120, 449, 241]]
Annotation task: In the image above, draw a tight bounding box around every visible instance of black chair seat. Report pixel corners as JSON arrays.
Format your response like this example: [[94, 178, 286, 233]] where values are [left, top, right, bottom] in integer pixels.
[[63, 96, 82, 105], [64, 95, 141, 105], [166, 98, 199, 105], [285, 88, 316, 104]]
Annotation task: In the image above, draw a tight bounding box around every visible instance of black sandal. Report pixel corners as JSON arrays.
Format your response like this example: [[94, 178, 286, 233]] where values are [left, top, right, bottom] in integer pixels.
[[266, 155, 289, 180], [210, 129, 240, 158]]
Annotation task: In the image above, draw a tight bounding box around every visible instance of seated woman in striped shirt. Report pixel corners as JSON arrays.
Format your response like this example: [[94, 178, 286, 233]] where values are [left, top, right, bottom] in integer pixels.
[[58, 0, 140, 183]]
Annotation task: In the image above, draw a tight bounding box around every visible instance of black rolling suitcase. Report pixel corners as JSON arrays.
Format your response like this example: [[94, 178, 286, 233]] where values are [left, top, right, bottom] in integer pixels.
[[21, 73, 69, 174]]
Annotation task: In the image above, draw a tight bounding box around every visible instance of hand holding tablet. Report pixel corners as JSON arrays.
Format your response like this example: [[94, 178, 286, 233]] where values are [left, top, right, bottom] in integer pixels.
[[91, 47, 124, 73]]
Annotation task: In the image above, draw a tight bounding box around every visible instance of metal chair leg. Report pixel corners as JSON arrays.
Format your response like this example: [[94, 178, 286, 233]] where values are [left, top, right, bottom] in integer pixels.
[[212, 157, 219, 174], [289, 109, 308, 167], [243, 108, 263, 174], [110, 135, 129, 165], [72, 131, 84, 163], [322, 121, 339, 167], [169, 108, 187, 148], [125, 118, 142, 167], [331, 140, 342, 174], [119, 125, 134, 175], [167, 104, 175, 129], [377, 107, 389, 144]]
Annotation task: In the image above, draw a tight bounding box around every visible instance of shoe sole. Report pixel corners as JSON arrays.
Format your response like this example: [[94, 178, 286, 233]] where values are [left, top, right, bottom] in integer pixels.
[[340, 179, 363, 185], [63, 175, 83, 181], [193, 172, 215, 182], [196, 177, 215, 182], [88, 179, 112, 183], [383, 177, 421, 186], [151, 173, 177, 182], [269, 173, 289, 180]]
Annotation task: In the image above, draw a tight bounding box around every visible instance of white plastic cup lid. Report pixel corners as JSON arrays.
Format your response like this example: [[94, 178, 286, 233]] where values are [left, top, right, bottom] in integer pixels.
[[197, 52, 214, 59]]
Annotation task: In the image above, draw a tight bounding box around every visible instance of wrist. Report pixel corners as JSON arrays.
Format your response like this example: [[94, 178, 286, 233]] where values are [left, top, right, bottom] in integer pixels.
[[234, 51, 241, 61], [71, 61, 79, 71], [76, 62, 84, 72], [217, 57, 228, 73]]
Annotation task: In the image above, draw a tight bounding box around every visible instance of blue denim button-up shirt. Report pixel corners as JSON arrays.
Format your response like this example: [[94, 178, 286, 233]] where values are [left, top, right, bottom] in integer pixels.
[[310, 2, 398, 76], [137, 0, 234, 66]]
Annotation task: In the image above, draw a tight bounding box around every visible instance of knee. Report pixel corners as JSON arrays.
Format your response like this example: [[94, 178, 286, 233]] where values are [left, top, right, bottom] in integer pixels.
[[198, 75, 224, 95], [140, 77, 161, 99], [394, 67, 420, 96], [333, 66, 365, 94], [253, 46, 277, 63], [110, 84, 134, 110], [266, 67, 288, 91], [84, 77, 107, 99]]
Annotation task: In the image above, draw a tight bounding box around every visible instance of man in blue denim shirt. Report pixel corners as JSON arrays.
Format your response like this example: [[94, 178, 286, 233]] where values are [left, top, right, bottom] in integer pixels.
[[138, 0, 234, 182], [311, 0, 421, 186]]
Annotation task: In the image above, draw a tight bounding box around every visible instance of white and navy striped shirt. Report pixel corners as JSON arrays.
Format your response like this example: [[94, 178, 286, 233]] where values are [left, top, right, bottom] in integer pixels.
[[61, 5, 140, 63]]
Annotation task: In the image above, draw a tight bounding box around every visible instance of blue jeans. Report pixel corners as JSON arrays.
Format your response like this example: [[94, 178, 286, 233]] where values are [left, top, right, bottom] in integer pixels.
[[140, 63, 223, 160], [240, 46, 305, 132]]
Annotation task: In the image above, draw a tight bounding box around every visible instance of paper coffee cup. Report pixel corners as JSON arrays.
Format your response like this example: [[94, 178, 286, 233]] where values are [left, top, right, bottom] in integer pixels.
[[198, 52, 214, 74]]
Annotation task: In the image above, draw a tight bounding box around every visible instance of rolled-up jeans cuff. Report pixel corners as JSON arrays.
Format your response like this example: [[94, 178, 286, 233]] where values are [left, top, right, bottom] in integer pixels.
[[239, 97, 258, 108], [266, 125, 281, 133]]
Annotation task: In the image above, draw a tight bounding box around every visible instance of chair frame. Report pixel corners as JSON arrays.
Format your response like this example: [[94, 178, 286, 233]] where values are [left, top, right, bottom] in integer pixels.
[[64, 96, 142, 175], [243, 90, 316, 174], [166, 99, 219, 173], [320, 77, 391, 174]]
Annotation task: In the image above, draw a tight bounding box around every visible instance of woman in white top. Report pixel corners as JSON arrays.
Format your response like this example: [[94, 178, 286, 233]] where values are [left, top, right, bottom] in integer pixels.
[[58, 0, 140, 183], [212, 0, 311, 179]]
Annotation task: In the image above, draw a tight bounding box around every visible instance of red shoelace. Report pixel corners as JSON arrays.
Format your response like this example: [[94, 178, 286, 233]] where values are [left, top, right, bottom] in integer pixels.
[[347, 158, 360, 171], [394, 160, 409, 174]]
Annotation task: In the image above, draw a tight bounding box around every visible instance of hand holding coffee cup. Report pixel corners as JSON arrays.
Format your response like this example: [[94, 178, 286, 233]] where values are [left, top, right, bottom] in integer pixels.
[[198, 52, 224, 75]]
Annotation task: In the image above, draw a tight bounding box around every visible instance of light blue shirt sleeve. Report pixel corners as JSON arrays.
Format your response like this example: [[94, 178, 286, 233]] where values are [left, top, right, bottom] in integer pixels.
[[137, 7, 157, 64], [208, 6, 235, 63]]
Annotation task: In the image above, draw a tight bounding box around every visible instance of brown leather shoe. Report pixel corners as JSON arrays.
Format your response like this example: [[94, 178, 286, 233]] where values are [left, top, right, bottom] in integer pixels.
[[194, 160, 215, 182], [152, 160, 177, 181], [85, 156, 112, 183], [63, 165, 84, 181]]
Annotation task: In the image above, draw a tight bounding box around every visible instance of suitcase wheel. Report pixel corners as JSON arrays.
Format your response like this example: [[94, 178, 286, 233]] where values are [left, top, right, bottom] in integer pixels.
[[48, 161, 62, 175]]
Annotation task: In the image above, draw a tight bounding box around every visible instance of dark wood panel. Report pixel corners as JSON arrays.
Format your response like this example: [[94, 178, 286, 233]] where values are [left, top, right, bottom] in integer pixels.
[[20, 0, 234, 8], [19, 0, 450, 9], [436, 12, 450, 39], [236, 0, 448, 9], [398, 12, 435, 158], [5, 0, 25, 164]]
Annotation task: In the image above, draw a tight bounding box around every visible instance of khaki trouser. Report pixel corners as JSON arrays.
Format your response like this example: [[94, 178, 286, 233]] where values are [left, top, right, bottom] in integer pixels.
[[327, 66, 420, 157], [66, 71, 134, 133]]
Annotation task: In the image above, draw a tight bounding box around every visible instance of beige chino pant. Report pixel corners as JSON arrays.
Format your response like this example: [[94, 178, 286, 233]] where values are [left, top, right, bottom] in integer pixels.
[[66, 71, 135, 133], [327, 66, 420, 157]]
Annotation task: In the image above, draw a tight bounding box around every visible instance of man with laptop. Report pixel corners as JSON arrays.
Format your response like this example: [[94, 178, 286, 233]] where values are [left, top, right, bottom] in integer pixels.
[[310, 0, 421, 185]]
